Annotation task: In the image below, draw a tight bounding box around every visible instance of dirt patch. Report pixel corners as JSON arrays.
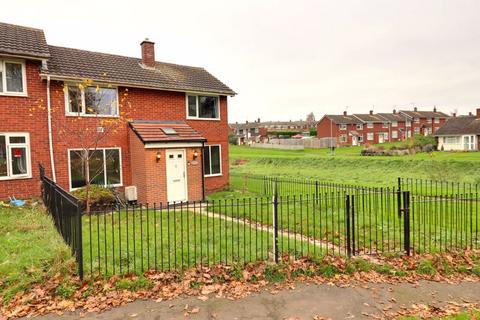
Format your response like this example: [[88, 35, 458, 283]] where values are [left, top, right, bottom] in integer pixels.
[[232, 159, 248, 166]]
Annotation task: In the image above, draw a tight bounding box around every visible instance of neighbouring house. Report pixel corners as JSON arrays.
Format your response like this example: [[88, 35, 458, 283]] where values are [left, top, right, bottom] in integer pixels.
[[317, 108, 450, 147], [435, 109, 480, 151], [0, 22, 235, 204], [230, 119, 316, 144]]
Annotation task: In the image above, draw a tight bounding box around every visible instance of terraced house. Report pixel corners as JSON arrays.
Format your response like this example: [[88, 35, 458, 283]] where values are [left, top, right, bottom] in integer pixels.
[[317, 108, 450, 146], [0, 22, 235, 203]]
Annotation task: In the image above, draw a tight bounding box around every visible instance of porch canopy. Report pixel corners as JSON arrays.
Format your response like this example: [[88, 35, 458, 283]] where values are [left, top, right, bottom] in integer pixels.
[[129, 120, 206, 148]]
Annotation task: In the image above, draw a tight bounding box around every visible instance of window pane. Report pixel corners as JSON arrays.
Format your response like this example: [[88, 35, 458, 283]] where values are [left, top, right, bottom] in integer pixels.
[[9, 136, 26, 144], [5, 63, 23, 92], [203, 147, 211, 175], [0, 136, 6, 177], [88, 150, 105, 186], [11, 147, 27, 175], [85, 87, 117, 115], [70, 150, 86, 188], [68, 86, 82, 113], [0, 66, 3, 92], [105, 149, 121, 185], [210, 146, 221, 174], [198, 96, 218, 119], [188, 95, 197, 117]]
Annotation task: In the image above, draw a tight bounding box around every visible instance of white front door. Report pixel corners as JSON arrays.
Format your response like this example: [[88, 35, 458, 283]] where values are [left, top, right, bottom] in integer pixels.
[[352, 136, 357, 146], [166, 149, 187, 203], [378, 134, 385, 144]]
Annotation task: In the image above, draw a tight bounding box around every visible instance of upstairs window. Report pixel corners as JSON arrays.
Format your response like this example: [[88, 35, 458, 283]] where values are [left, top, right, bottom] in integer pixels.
[[65, 84, 118, 116], [0, 133, 31, 180], [0, 60, 26, 95], [339, 124, 347, 130], [187, 94, 219, 120], [356, 124, 363, 130], [392, 121, 398, 127], [382, 122, 388, 128], [367, 122, 373, 129], [434, 117, 440, 124]]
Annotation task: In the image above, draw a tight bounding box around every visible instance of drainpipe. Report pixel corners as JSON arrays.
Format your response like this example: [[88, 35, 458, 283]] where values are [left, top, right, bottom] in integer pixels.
[[46, 75, 56, 182], [201, 141, 205, 201]]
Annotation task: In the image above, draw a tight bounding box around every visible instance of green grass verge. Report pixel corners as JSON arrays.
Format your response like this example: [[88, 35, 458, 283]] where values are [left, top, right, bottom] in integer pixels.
[[0, 206, 74, 304], [229, 145, 480, 187]]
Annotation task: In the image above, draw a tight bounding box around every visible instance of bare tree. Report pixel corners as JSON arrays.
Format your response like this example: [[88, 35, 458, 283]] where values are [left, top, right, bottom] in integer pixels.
[[34, 79, 132, 213]]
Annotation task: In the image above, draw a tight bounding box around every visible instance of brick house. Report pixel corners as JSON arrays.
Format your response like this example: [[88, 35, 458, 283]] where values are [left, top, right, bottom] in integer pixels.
[[316, 112, 364, 146], [0, 22, 235, 204], [317, 108, 450, 147]]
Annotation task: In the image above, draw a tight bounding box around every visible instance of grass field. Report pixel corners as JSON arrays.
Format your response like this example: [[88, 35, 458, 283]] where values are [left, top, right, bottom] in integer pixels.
[[228, 145, 480, 186], [0, 206, 73, 303], [83, 207, 320, 276]]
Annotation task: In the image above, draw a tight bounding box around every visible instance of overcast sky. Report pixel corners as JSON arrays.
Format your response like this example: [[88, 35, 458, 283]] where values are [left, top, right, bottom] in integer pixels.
[[2, 0, 480, 122]]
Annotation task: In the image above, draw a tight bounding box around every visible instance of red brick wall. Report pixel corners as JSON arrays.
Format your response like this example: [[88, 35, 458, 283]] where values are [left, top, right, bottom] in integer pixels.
[[48, 82, 229, 197], [0, 60, 50, 199], [1, 69, 230, 200]]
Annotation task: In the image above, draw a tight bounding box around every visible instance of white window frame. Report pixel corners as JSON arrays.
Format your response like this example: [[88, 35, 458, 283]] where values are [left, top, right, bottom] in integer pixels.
[[339, 124, 347, 130], [367, 122, 374, 129], [406, 120, 411, 127], [414, 117, 420, 123], [0, 59, 28, 97], [64, 83, 119, 117], [367, 132, 374, 141], [0, 132, 32, 180], [392, 130, 398, 139], [392, 121, 398, 127], [357, 135, 363, 142], [427, 118, 432, 123], [356, 124, 363, 130], [203, 144, 222, 177], [434, 117, 440, 124], [382, 122, 388, 128], [339, 134, 347, 142], [67, 147, 123, 191], [186, 93, 221, 121]]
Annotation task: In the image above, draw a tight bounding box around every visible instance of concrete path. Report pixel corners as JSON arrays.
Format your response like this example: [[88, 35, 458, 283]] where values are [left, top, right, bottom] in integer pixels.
[[36, 280, 480, 319]]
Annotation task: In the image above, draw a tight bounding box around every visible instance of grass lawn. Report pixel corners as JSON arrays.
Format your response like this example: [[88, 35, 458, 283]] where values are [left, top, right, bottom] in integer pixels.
[[0, 206, 74, 303], [228, 145, 480, 187], [83, 207, 320, 277]]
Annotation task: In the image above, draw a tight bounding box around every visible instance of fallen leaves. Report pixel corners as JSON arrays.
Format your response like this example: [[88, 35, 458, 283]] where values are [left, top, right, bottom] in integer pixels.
[[1, 251, 480, 319]]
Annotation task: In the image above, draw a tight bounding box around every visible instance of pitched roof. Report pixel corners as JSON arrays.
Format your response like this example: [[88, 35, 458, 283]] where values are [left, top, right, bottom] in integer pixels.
[[376, 113, 406, 122], [230, 120, 316, 130], [434, 116, 480, 136], [324, 115, 363, 125], [399, 110, 450, 119], [0, 22, 50, 58], [43, 45, 235, 95], [129, 120, 206, 143], [353, 114, 386, 123]]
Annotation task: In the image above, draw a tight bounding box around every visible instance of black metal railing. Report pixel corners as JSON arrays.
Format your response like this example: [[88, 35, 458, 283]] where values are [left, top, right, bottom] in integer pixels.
[[40, 167, 479, 278], [40, 164, 83, 279], [400, 177, 480, 196]]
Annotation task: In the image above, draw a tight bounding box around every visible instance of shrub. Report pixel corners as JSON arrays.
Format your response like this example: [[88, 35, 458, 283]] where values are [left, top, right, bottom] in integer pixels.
[[72, 185, 115, 211], [228, 133, 238, 145], [413, 134, 436, 148]]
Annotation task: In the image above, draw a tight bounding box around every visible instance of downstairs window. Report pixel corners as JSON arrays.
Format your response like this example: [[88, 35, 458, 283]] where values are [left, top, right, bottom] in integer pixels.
[[0, 133, 31, 180], [69, 148, 122, 189], [203, 145, 222, 176]]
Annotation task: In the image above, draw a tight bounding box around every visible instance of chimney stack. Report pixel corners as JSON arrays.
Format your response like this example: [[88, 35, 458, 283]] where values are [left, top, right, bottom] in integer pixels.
[[246, 120, 249, 124], [141, 38, 155, 68], [452, 113, 456, 118], [414, 107, 418, 112], [343, 111, 347, 116], [469, 112, 473, 116], [393, 109, 396, 114], [433, 106, 437, 113], [257, 118, 261, 123], [369, 110, 373, 115], [477, 108, 480, 118]]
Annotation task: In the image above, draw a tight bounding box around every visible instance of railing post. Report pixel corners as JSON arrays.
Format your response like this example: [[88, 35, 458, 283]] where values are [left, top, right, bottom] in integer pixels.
[[75, 202, 84, 280], [351, 194, 355, 256], [272, 179, 279, 263], [315, 180, 319, 205], [345, 194, 352, 257], [403, 191, 411, 256]]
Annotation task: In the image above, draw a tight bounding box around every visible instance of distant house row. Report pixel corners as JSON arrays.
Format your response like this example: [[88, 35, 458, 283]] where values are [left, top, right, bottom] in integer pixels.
[[229, 119, 316, 144], [316, 108, 450, 146]]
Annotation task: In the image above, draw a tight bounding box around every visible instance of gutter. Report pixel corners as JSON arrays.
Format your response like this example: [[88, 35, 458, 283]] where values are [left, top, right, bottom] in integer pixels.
[[46, 75, 56, 182]]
